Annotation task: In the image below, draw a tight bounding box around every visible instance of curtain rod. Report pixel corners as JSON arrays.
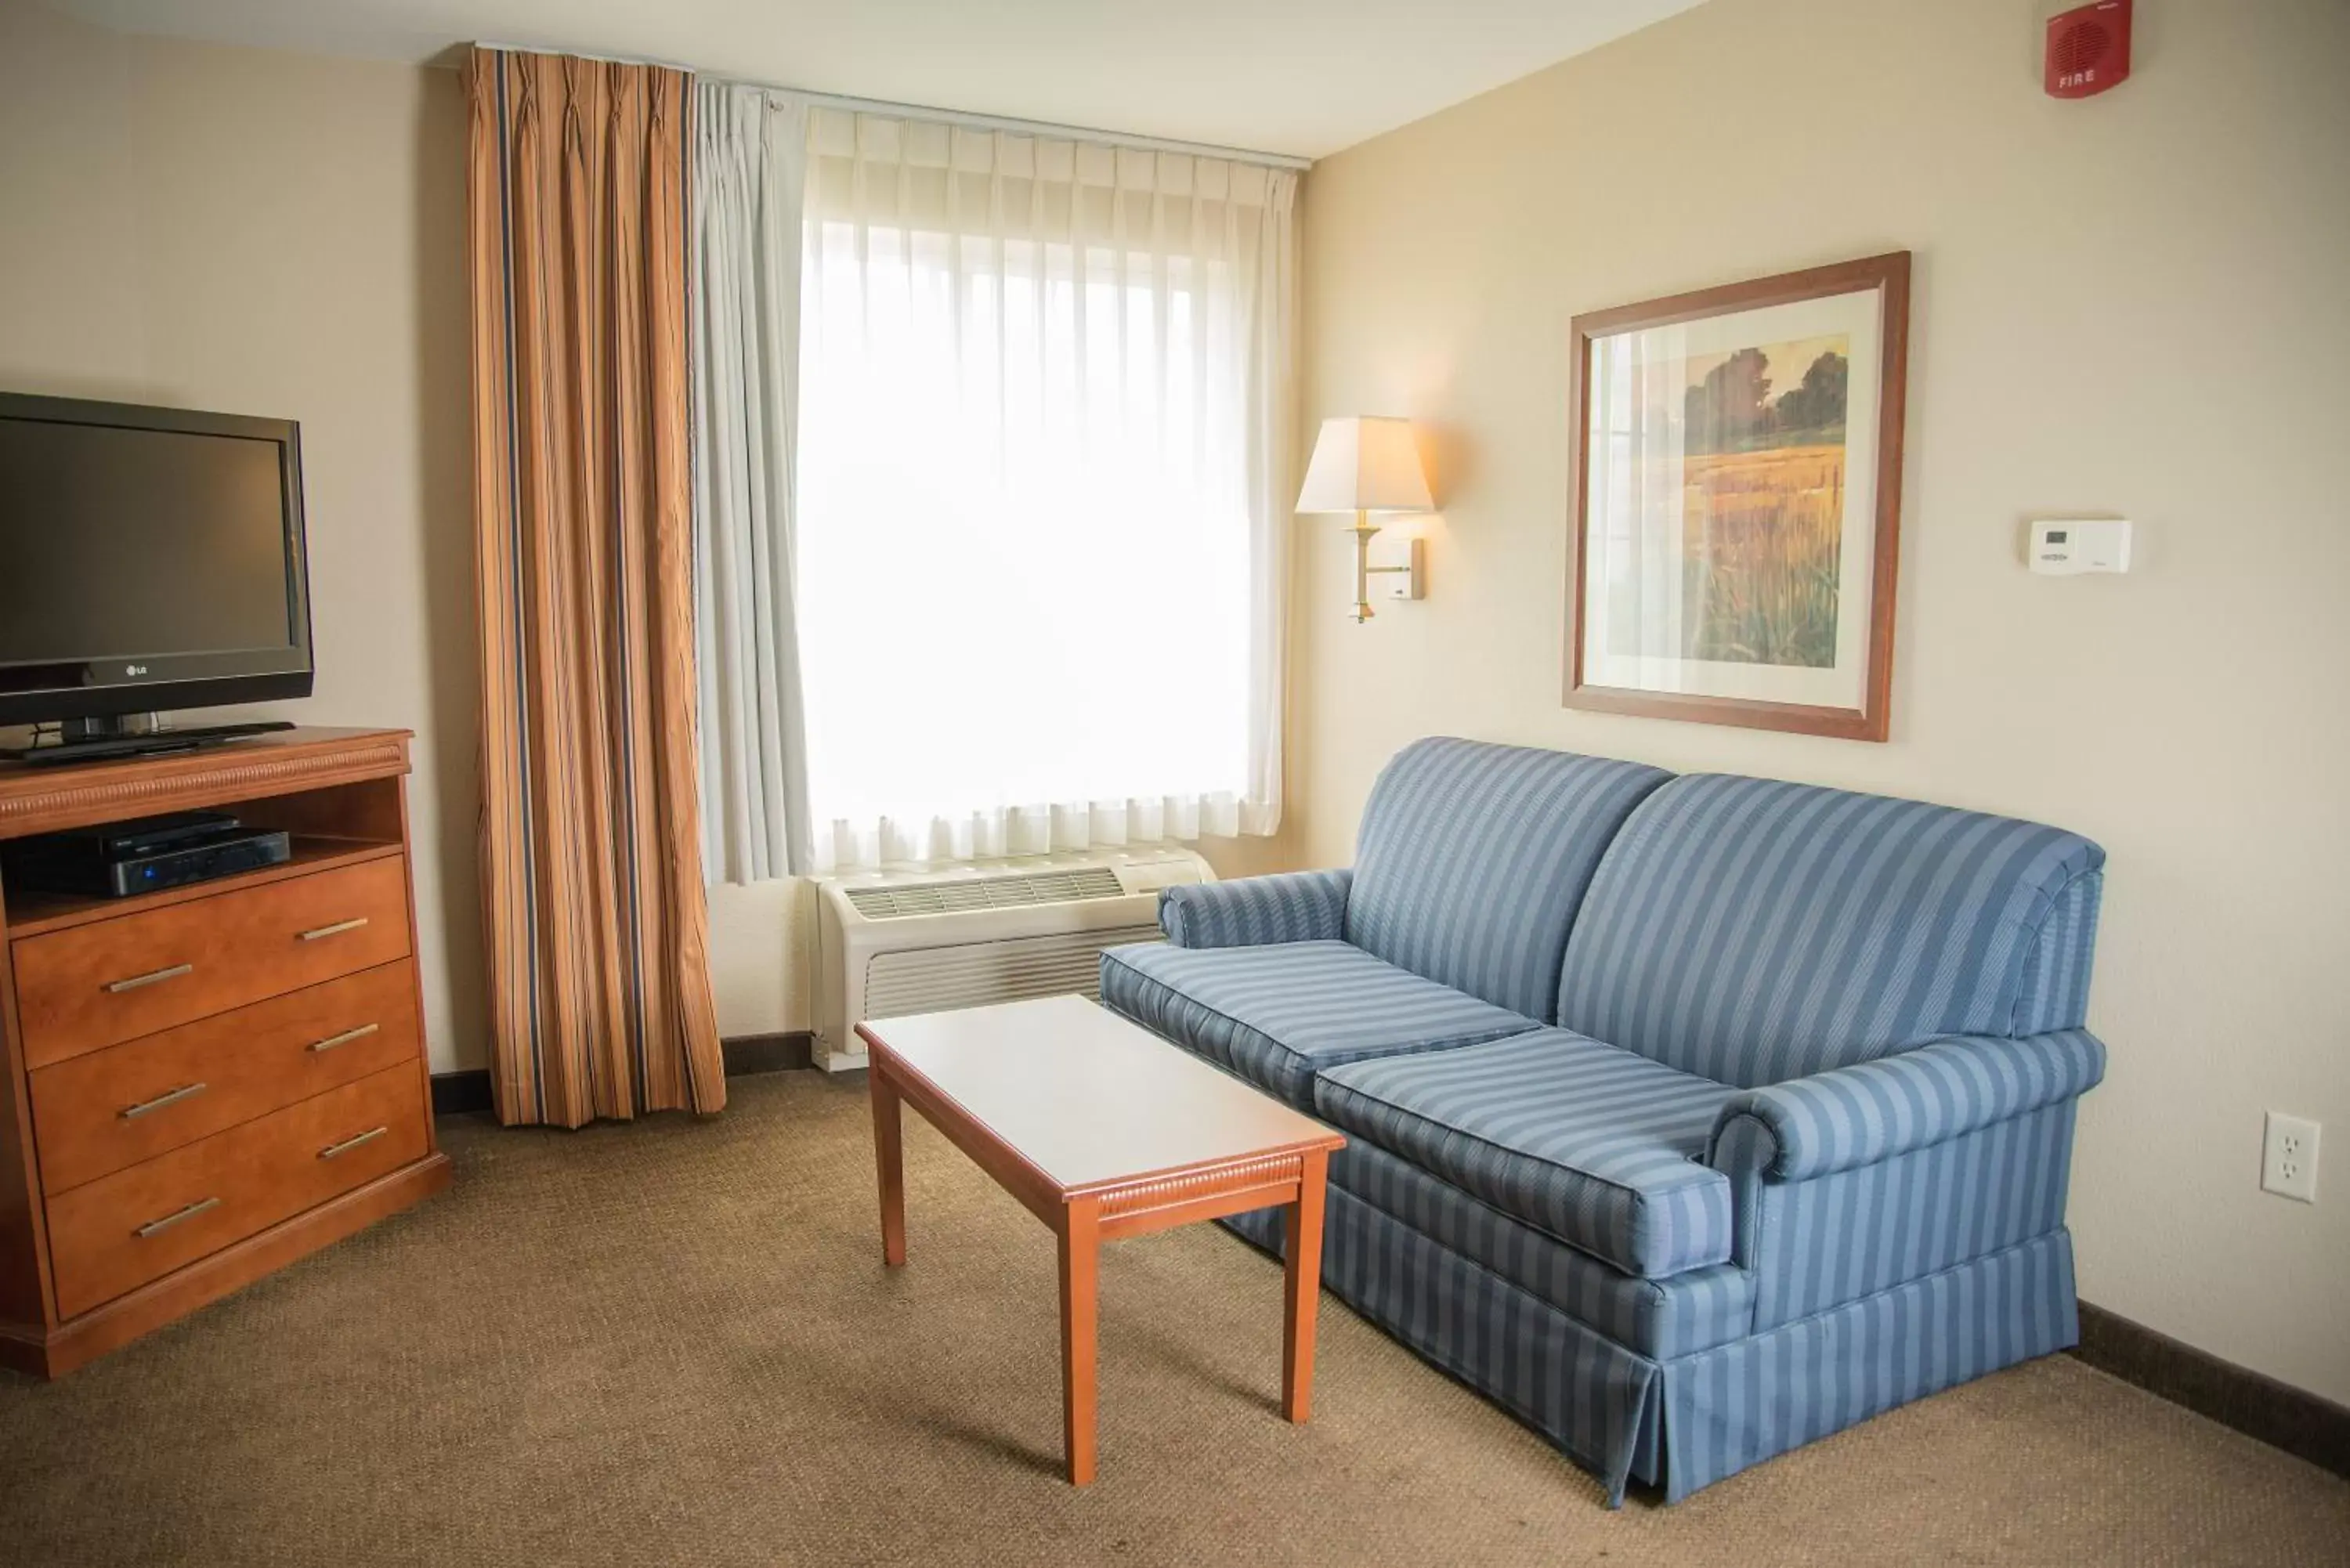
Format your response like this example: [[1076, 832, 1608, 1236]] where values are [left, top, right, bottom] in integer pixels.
[[474, 41, 1314, 172]]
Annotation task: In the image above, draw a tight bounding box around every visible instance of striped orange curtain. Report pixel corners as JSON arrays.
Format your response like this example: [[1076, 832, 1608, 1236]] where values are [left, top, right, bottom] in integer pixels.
[[464, 48, 725, 1128]]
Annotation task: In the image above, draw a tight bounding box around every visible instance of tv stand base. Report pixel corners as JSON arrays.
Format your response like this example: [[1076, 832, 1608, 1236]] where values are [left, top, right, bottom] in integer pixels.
[[0, 720, 298, 768]]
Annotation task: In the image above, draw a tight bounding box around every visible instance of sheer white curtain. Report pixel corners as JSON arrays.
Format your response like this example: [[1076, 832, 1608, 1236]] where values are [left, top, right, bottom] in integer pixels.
[[792, 108, 1297, 872], [692, 83, 815, 880]]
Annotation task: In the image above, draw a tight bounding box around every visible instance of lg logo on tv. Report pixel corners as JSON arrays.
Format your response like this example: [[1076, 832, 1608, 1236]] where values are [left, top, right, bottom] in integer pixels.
[[124, 664, 148, 677]]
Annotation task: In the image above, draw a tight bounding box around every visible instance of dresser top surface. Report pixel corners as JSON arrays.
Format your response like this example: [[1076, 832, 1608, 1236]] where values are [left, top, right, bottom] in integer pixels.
[[0, 728, 412, 841]]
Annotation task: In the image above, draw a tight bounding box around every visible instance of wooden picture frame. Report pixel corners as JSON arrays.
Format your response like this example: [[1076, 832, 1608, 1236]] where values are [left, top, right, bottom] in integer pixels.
[[1565, 251, 1911, 741]]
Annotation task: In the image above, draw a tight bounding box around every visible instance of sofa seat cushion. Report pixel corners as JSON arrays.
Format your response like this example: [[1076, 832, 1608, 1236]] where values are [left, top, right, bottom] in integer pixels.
[[1100, 940, 1536, 1110], [1328, 1137, 1754, 1357], [1315, 1028, 1735, 1280]]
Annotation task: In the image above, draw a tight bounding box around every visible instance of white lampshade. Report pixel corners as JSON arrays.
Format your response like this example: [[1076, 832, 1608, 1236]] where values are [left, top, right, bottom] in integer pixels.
[[1295, 416, 1434, 515]]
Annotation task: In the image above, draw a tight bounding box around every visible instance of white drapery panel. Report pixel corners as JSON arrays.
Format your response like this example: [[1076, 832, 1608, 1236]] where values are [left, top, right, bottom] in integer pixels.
[[792, 108, 1297, 872], [692, 84, 815, 880]]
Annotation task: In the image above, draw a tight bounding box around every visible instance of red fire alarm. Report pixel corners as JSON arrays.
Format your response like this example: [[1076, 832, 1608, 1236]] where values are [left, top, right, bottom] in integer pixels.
[[2046, 0, 2133, 99]]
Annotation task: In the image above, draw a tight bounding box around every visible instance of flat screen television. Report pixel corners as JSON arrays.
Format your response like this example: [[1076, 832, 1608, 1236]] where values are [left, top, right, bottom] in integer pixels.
[[0, 392, 313, 759]]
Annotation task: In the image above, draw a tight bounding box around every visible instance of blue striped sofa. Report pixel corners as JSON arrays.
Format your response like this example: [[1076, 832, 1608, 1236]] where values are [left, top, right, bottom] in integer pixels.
[[1100, 737, 2106, 1505]]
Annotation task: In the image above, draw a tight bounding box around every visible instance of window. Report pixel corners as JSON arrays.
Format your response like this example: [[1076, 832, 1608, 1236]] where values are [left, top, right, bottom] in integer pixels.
[[790, 119, 1296, 869], [690, 105, 1296, 879]]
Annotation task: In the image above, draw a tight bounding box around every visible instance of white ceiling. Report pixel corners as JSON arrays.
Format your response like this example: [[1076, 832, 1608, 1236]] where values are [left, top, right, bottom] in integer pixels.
[[45, 0, 1705, 160]]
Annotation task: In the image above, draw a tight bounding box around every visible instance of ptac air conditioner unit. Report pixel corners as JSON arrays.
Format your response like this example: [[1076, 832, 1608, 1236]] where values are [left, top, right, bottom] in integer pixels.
[[812, 847, 1212, 1071]]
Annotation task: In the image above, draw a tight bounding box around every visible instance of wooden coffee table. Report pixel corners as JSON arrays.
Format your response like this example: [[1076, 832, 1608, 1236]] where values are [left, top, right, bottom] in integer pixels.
[[857, 994, 1345, 1486]]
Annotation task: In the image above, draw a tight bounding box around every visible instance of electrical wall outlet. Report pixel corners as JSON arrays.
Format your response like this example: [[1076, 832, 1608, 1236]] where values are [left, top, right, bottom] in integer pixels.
[[2261, 1112, 2321, 1203]]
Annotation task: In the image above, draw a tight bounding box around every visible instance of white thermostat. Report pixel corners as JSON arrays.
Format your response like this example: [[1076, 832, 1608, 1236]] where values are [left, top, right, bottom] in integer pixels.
[[2029, 518, 2131, 575]]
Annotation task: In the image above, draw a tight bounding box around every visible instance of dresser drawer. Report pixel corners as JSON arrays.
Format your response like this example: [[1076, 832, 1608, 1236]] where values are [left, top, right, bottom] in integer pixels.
[[29, 961, 422, 1194], [11, 854, 412, 1070], [44, 1063, 428, 1320]]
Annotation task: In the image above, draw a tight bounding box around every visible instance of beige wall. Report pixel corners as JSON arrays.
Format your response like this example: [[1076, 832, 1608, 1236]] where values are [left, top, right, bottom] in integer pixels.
[[1294, 0, 2349, 1401], [0, 5, 486, 1073]]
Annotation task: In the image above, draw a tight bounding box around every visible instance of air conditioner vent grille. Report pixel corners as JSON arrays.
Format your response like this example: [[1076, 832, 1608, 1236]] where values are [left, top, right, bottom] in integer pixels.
[[845, 866, 1126, 919], [863, 924, 1163, 1021]]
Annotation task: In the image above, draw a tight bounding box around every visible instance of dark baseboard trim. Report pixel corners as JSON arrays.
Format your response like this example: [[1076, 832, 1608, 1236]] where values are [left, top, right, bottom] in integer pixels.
[[2072, 1299, 2349, 1478], [430, 1069, 494, 1118], [430, 1031, 815, 1120], [721, 1030, 814, 1075]]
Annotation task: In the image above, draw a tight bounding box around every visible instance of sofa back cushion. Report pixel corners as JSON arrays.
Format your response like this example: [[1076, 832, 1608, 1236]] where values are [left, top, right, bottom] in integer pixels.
[[1555, 773, 2104, 1087], [1347, 738, 1672, 1021]]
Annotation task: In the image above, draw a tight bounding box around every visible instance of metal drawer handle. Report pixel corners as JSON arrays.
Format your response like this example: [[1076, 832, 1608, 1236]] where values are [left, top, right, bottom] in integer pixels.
[[306, 1023, 381, 1054], [121, 1082, 208, 1120], [298, 917, 371, 942], [104, 963, 193, 995], [135, 1197, 221, 1239], [319, 1125, 389, 1161]]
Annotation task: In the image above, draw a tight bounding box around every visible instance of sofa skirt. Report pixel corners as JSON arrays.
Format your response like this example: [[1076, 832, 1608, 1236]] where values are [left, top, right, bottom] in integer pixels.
[[1225, 1190, 2080, 1505]]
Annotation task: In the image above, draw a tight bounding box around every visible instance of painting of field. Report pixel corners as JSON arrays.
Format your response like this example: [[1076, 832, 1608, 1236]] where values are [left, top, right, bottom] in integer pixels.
[[1679, 442, 1845, 667], [1607, 334, 1852, 669]]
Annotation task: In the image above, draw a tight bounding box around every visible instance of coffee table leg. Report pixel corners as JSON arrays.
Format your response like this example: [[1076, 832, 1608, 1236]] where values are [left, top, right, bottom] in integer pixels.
[[872, 1064, 906, 1267], [1059, 1200, 1101, 1486], [1282, 1149, 1329, 1424]]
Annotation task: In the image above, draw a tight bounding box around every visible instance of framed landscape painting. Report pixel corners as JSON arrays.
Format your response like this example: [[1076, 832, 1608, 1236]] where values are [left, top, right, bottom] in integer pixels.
[[1565, 251, 1910, 741]]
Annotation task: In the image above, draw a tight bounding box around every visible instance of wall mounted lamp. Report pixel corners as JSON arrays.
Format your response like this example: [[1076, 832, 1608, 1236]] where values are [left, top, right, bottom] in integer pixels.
[[1295, 415, 1433, 623]]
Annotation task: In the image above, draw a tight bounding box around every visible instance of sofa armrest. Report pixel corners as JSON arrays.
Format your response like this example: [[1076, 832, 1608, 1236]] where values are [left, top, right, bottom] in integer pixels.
[[1157, 869, 1353, 948], [1708, 1029, 2106, 1183]]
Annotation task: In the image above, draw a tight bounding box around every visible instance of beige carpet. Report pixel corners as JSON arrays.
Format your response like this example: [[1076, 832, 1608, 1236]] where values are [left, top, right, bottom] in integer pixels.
[[2, 1071, 2343, 1567]]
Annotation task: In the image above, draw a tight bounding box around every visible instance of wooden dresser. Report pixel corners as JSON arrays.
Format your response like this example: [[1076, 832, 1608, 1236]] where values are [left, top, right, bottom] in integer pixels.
[[0, 727, 450, 1377]]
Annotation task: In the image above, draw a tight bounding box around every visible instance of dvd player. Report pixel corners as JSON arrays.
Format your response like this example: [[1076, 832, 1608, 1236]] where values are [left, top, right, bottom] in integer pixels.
[[2, 811, 293, 898]]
